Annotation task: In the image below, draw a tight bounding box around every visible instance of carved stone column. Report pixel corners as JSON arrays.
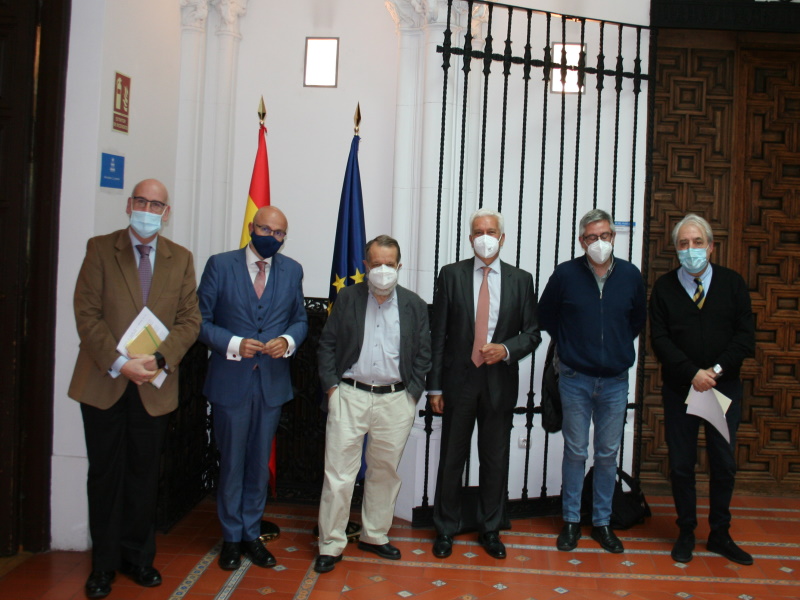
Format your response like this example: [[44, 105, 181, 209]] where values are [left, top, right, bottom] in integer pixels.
[[175, 0, 209, 262], [385, 0, 486, 300], [205, 0, 247, 265]]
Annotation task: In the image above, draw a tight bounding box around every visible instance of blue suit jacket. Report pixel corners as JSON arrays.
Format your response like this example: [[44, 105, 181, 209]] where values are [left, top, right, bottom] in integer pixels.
[[198, 248, 308, 407]]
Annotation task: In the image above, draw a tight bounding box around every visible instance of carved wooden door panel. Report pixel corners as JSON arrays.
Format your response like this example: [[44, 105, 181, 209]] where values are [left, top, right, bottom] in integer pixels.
[[642, 30, 800, 495]]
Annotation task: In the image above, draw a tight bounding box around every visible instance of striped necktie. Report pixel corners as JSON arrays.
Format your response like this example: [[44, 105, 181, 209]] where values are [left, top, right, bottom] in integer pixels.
[[693, 277, 705, 309], [136, 245, 152, 304]]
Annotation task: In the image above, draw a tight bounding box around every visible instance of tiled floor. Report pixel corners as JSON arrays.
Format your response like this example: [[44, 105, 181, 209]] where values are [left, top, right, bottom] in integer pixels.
[[1, 494, 799, 600]]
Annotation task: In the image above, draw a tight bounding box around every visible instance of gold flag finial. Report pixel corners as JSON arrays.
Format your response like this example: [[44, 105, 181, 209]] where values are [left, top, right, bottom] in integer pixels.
[[258, 96, 266, 126], [354, 103, 361, 135]]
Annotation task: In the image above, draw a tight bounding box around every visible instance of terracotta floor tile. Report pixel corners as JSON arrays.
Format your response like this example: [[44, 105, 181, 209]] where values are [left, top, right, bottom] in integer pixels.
[[4, 496, 800, 600]]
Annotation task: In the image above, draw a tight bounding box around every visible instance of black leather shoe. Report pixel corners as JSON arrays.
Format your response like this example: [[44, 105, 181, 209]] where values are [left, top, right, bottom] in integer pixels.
[[591, 525, 624, 553], [219, 541, 242, 570], [671, 530, 695, 563], [242, 539, 277, 568], [432, 535, 453, 558], [479, 531, 506, 559], [707, 532, 753, 565], [119, 561, 162, 587], [314, 554, 342, 573], [85, 570, 115, 599], [557, 523, 582, 551], [357, 541, 401, 560]]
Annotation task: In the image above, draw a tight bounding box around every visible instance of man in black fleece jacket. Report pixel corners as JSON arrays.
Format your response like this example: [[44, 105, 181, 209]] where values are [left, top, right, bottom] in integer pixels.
[[650, 213, 755, 565]]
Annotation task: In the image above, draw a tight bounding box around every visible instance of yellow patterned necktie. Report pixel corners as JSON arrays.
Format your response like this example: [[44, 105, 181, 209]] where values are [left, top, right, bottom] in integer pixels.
[[693, 277, 705, 309]]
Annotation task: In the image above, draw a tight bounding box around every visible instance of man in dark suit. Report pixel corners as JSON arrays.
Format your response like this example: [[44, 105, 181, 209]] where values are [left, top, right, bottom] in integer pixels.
[[197, 206, 308, 571], [70, 178, 202, 599], [428, 209, 540, 560], [315, 235, 431, 573], [650, 213, 755, 565]]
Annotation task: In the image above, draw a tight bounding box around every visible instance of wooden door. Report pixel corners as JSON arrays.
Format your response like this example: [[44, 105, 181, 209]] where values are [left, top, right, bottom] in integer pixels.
[[642, 30, 800, 495]]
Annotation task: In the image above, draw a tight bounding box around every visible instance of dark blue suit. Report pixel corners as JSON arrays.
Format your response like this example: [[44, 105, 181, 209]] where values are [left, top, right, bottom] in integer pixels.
[[198, 248, 308, 542]]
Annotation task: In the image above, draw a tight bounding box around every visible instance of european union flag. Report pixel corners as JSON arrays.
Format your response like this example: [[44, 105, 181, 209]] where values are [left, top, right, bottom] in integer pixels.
[[328, 135, 367, 308]]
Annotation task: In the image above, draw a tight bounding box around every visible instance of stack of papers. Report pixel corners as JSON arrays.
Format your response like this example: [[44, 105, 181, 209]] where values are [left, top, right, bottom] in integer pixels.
[[685, 388, 733, 442], [115, 307, 169, 388]]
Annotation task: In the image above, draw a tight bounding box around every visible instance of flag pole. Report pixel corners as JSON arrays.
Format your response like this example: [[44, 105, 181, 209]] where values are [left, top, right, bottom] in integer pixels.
[[253, 94, 280, 543]]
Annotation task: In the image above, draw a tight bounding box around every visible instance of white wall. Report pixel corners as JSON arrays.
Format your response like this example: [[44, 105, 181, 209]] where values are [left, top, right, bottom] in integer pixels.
[[52, 0, 184, 550], [227, 0, 399, 298], [52, 0, 649, 549]]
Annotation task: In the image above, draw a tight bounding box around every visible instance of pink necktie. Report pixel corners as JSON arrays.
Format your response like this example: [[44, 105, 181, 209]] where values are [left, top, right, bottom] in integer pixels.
[[472, 266, 490, 367], [136, 245, 152, 304], [254, 261, 266, 298]]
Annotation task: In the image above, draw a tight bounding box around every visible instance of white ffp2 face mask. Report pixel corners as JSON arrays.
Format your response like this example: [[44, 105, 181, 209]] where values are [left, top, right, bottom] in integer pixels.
[[472, 234, 501, 260], [367, 264, 398, 295], [587, 239, 613, 264]]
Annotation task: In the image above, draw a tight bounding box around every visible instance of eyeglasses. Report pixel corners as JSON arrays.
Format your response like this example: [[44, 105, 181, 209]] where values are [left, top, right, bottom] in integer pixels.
[[131, 196, 168, 214], [253, 224, 287, 240], [582, 232, 614, 243]]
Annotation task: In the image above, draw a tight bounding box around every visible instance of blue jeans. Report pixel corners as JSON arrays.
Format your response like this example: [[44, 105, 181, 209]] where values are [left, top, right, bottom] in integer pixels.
[[559, 364, 629, 526]]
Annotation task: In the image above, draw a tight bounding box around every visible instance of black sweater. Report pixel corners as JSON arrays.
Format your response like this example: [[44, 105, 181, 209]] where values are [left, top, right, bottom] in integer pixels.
[[649, 264, 755, 394]]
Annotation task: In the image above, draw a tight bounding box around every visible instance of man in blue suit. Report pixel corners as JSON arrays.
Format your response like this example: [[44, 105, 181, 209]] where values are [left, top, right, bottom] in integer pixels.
[[198, 206, 308, 571]]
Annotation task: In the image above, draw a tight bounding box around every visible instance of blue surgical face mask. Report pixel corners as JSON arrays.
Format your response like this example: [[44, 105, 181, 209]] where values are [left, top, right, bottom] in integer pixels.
[[130, 209, 163, 239], [677, 247, 709, 274], [250, 231, 283, 258]]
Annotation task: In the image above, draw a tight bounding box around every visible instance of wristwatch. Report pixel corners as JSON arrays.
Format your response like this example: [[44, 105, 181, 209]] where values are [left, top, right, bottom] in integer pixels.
[[712, 364, 723, 378], [154, 351, 167, 370]]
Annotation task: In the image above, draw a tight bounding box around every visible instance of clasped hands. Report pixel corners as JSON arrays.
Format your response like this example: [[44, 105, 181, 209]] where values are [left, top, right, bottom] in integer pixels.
[[691, 367, 718, 393], [120, 353, 160, 386], [239, 337, 288, 359]]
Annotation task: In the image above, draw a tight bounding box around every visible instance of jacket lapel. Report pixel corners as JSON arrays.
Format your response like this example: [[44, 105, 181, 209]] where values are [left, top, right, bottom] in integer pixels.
[[495, 260, 512, 341], [354, 284, 368, 350], [115, 229, 143, 313], [148, 238, 172, 307], [234, 248, 258, 321]]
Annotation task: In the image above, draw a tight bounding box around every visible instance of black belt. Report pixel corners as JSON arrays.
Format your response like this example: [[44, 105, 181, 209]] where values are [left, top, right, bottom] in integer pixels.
[[341, 378, 405, 394]]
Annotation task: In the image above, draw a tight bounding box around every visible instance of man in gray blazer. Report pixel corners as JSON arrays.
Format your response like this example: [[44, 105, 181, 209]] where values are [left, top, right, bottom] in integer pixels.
[[315, 235, 432, 573], [428, 208, 540, 560]]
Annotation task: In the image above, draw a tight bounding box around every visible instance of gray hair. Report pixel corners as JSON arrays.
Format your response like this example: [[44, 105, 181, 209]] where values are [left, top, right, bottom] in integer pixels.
[[469, 208, 505, 235], [671, 213, 713, 246], [365, 234, 401, 264], [579, 209, 615, 237]]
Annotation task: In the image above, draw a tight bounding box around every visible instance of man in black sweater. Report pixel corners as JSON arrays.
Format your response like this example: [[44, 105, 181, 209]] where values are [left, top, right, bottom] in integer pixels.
[[650, 213, 755, 565]]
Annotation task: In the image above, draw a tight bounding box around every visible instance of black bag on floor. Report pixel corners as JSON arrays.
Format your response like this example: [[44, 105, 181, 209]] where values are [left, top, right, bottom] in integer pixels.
[[579, 467, 651, 530]]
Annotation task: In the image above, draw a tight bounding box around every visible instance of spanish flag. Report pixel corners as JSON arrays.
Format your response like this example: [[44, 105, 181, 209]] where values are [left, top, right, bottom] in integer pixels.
[[239, 121, 277, 495], [239, 123, 270, 249]]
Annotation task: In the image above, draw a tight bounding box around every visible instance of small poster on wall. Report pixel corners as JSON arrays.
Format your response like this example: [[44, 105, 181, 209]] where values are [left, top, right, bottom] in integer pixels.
[[113, 72, 131, 133], [100, 153, 125, 189]]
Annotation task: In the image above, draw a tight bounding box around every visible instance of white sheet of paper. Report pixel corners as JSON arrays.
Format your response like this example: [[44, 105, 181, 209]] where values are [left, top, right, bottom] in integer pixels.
[[685, 388, 732, 443], [116, 307, 170, 389]]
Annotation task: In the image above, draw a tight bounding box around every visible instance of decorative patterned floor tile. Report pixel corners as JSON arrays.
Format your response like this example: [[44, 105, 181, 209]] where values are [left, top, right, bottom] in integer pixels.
[[273, 565, 287, 572], [492, 583, 507, 590], [463, 552, 478, 558], [432, 580, 446, 587], [621, 560, 635, 566], [555, 587, 569, 594], [397, 591, 413, 597], [676, 593, 692, 599], [412, 549, 425, 555], [369, 575, 385, 582], [568, 558, 582, 565], [256, 587, 275, 595], [780, 566, 794, 573]]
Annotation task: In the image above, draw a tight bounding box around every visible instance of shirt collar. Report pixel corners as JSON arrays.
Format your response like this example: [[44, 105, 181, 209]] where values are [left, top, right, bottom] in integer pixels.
[[128, 228, 158, 252], [473, 255, 501, 274], [246, 243, 273, 268]]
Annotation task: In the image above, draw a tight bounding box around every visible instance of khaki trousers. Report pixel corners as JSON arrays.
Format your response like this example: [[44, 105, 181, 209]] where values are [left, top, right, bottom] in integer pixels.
[[317, 382, 416, 557]]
